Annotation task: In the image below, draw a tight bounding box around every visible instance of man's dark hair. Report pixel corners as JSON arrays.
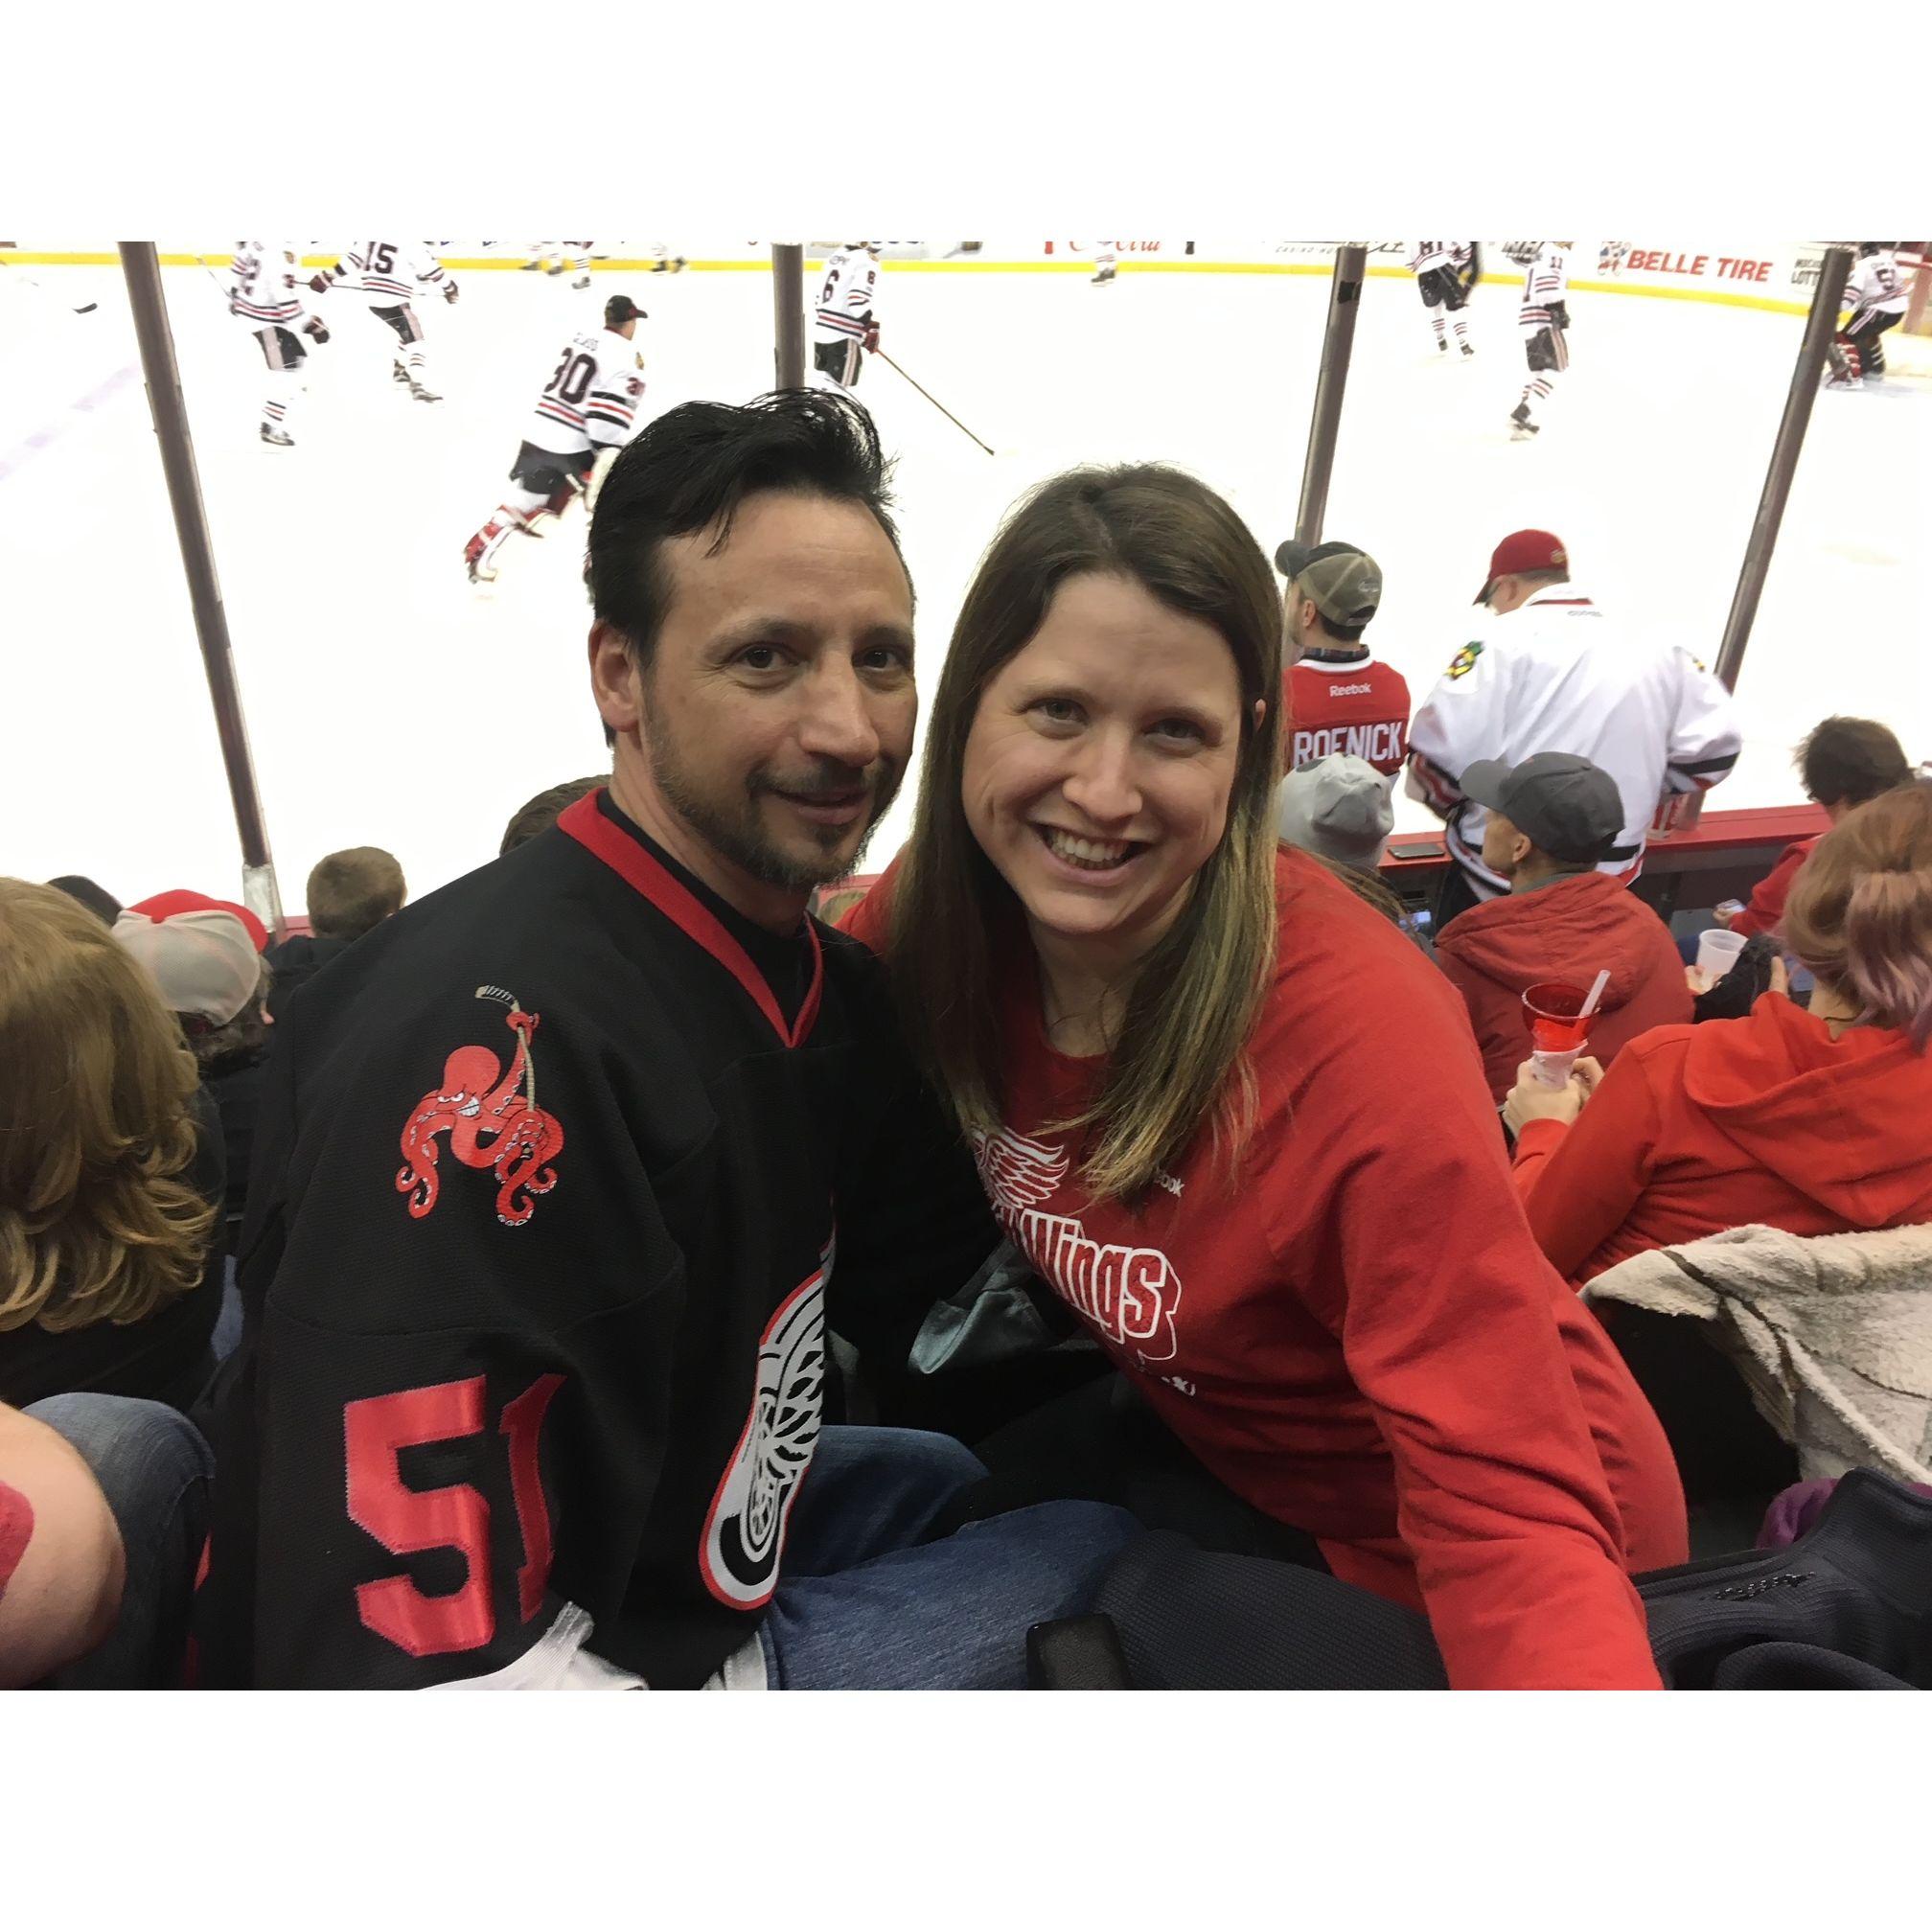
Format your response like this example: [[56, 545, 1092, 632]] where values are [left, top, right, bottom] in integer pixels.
[[501, 775, 607, 856], [45, 875, 122, 926], [1310, 610, 1369, 648], [585, 389, 906, 668], [1512, 565, 1570, 589], [1797, 715, 1911, 809]]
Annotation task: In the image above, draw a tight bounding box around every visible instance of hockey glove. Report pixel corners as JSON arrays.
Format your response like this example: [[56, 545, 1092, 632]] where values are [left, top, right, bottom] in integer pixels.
[[1547, 301, 1571, 334], [303, 317, 331, 344], [443, 278, 461, 304], [308, 274, 332, 294], [863, 320, 881, 353]]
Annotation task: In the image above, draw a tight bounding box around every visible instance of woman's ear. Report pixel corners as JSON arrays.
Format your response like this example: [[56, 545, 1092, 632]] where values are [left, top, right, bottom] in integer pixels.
[[1252, 697, 1268, 736]]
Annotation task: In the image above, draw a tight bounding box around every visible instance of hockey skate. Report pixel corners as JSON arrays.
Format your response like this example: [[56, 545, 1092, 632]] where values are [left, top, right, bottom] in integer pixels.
[[1437, 337, 1448, 354], [652, 256, 688, 274], [408, 379, 444, 403], [1092, 265, 1116, 286], [260, 422, 294, 447], [391, 361, 411, 385], [1508, 402, 1539, 441], [464, 529, 501, 585], [572, 274, 592, 290], [1460, 340, 1476, 357]]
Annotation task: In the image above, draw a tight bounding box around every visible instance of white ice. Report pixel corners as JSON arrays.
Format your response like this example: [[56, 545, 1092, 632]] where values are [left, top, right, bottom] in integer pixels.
[[2, 257, 1927, 909]]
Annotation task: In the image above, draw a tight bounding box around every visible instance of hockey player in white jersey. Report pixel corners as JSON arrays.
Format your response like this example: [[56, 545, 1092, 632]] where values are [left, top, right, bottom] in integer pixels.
[[1406, 528, 1741, 928], [1509, 242, 1571, 438], [229, 242, 330, 447], [310, 241, 458, 402], [1828, 242, 1911, 386], [463, 293, 647, 585], [811, 243, 881, 390], [1410, 242, 1477, 356]]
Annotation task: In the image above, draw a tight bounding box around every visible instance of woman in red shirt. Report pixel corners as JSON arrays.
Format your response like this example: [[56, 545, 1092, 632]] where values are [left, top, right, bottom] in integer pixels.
[[1506, 781, 1932, 1284], [842, 465, 1684, 1689]]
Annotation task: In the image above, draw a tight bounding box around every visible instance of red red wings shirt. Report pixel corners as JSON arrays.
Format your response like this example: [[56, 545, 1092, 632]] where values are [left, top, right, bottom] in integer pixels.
[[846, 848, 1683, 1689], [1285, 651, 1412, 776]]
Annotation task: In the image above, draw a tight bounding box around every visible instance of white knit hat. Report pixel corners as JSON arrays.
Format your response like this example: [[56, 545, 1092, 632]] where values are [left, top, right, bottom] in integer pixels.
[[113, 907, 262, 1025]]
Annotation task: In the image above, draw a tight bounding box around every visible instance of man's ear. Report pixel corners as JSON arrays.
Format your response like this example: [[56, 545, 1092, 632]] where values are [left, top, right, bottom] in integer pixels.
[[589, 621, 640, 737]]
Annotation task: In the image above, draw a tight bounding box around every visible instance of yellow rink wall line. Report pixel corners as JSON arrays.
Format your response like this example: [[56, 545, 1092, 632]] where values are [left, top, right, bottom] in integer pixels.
[[0, 249, 1818, 317]]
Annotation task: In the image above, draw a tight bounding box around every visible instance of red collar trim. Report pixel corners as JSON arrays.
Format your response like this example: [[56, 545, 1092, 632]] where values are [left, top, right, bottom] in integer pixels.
[[558, 792, 824, 1048]]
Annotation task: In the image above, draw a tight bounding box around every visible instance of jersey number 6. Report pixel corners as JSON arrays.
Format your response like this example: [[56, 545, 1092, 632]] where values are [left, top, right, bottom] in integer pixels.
[[344, 1371, 564, 1658]]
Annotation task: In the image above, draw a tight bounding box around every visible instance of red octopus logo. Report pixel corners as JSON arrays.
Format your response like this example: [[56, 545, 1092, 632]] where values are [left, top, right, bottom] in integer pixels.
[[397, 986, 565, 1228]]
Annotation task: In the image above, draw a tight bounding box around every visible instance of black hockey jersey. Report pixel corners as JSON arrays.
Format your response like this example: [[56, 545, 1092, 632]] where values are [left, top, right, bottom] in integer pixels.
[[195, 790, 998, 1688]]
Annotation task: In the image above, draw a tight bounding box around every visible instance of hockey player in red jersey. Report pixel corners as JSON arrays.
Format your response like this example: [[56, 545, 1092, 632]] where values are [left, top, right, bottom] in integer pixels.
[[464, 294, 647, 585]]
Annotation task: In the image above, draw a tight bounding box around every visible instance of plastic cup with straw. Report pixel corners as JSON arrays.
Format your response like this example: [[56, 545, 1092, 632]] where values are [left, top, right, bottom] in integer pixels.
[[1523, 969, 1611, 1090]]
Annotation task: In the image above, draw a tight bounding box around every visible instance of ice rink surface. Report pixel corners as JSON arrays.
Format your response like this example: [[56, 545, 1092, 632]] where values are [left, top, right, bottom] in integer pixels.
[[3, 255, 1927, 906]]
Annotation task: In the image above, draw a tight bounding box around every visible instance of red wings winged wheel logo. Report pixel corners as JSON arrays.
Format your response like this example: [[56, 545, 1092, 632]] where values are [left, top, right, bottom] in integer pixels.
[[397, 986, 566, 1228]]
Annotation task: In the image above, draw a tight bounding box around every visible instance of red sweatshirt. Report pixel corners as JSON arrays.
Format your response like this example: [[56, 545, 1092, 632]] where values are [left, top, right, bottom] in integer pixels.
[[1436, 870, 1693, 1102], [1513, 994, 1932, 1286], [1727, 837, 1821, 940], [845, 849, 1682, 1689]]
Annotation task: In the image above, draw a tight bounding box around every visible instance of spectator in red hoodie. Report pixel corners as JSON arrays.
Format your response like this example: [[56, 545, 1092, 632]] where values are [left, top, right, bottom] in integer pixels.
[[1505, 781, 1932, 1290], [1718, 716, 1911, 941], [1436, 752, 1692, 1101], [845, 462, 1685, 1689]]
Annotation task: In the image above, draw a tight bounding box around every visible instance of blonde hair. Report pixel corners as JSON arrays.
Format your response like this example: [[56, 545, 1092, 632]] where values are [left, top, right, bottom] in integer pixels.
[[0, 880, 218, 1333], [1784, 782, 1932, 1049], [887, 465, 1282, 1206]]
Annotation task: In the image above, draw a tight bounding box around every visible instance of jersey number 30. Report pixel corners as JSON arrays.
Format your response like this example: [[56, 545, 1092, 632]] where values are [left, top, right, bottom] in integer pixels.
[[544, 352, 596, 407], [344, 1372, 564, 1658]]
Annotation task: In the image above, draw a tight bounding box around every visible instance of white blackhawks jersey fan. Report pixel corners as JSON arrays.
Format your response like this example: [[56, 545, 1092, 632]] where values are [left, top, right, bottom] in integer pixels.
[[1408, 538, 1741, 899], [465, 293, 648, 586]]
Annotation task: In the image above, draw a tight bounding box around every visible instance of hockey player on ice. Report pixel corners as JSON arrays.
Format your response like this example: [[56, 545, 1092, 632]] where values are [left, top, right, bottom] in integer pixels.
[[1827, 242, 1910, 387], [229, 242, 329, 447], [521, 242, 688, 288], [1510, 241, 1571, 440], [1409, 242, 1477, 356], [464, 293, 648, 586], [310, 241, 458, 402], [810, 242, 882, 390]]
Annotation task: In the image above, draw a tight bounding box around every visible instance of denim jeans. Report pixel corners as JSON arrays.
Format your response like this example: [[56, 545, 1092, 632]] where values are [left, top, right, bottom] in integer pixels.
[[755, 1424, 1138, 1690], [24, 1393, 213, 1689]]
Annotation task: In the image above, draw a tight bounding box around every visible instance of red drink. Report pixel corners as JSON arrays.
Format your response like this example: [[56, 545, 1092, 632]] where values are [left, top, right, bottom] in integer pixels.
[[1523, 980, 1592, 1053]]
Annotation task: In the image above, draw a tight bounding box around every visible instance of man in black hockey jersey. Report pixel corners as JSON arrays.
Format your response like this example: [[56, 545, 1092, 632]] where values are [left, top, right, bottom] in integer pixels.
[[196, 392, 1135, 1690]]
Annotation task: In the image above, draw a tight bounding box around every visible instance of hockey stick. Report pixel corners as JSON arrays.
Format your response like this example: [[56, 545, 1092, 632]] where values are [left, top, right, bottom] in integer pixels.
[[874, 350, 995, 455], [1, 261, 97, 313]]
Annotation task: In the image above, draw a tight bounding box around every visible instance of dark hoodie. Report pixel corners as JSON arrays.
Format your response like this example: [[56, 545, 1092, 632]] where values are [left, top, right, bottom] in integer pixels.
[[1512, 994, 1932, 1286], [1436, 870, 1692, 1101]]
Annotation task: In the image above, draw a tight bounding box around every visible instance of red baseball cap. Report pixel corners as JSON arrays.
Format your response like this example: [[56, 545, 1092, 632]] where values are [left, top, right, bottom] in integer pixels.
[[1474, 528, 1568, 605], [127, 889, 270, 953]]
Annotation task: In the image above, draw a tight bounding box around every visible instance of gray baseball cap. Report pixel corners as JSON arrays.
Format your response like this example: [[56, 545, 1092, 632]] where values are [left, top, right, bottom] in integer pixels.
[[1274, 540, 1383, 629], [1459, 752, 1624, 864], [1276, 754, 1394, 870]]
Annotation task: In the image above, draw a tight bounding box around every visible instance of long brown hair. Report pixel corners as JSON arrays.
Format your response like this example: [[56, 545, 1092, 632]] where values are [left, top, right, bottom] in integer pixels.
[[0, 880, 218, 1334], [888, 465, 1283, 1205], [1784, 781, 1932, 1049]]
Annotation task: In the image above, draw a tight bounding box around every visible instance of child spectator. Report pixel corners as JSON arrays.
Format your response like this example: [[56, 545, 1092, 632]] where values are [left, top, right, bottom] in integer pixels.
[[1436, 753, 1691, 1101], [500, 776, 608, 855], [1722, 717, 1911, 940], [266, 846, 406, 1020], [0, 884, 224, 1411]]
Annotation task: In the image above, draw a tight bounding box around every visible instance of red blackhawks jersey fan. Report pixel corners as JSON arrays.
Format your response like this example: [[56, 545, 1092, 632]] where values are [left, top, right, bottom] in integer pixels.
[[1274, 539, 1411, 778]]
